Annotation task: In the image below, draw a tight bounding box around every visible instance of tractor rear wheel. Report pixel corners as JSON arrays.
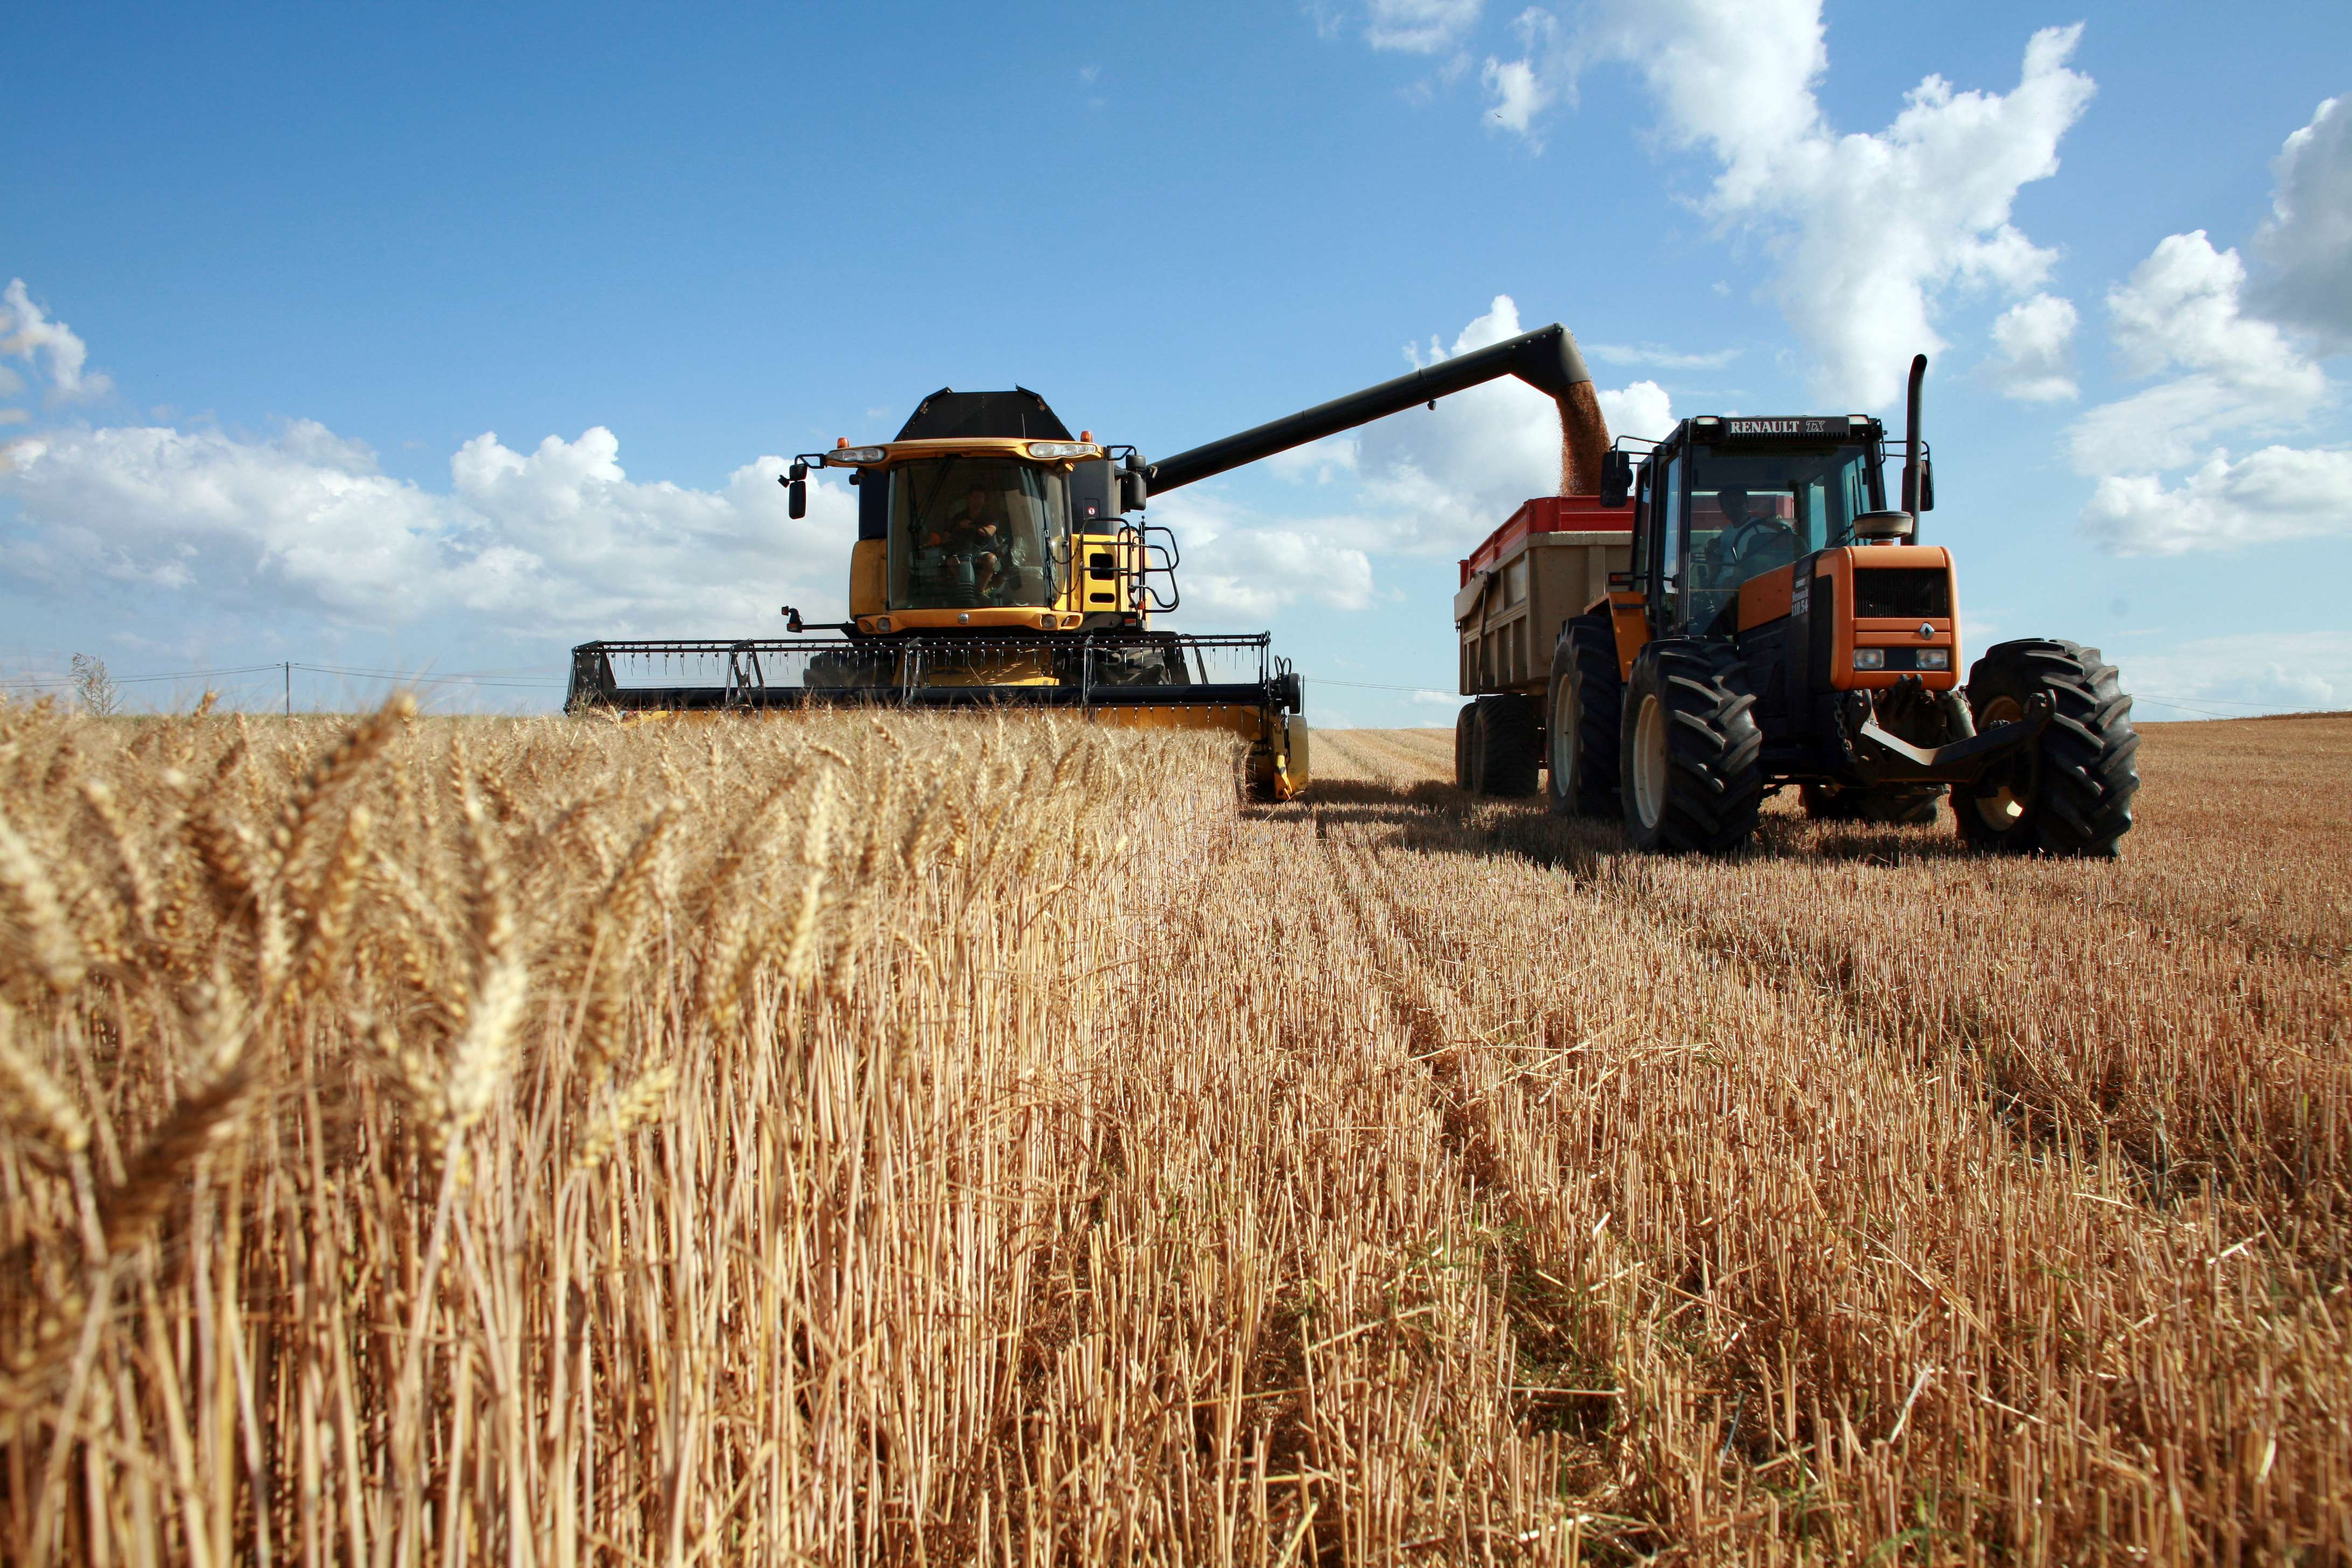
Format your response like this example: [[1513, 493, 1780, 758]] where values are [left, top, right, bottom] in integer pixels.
[[1956, 639, 2140, 857], [1467, 694, 1541, 797], [1620, 640, 1763, 854], [1546, 613, 1622, 817], [1801, 782, 1943, 825]]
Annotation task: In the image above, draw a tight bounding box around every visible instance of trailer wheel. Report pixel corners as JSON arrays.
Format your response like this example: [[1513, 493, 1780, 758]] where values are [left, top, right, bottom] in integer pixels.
[[1454, 704, 1475, 790], [1546, 613, 1622, 817], [1800, 782, 1942, 825], [1467, 694, 1541, 797], [1956, 639, 2140, 857], [1620, 640, 1762, 854]]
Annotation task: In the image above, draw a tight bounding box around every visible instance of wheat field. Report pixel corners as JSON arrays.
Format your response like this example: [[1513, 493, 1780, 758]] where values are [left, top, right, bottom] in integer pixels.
[[0, 698, 2344, 1564]]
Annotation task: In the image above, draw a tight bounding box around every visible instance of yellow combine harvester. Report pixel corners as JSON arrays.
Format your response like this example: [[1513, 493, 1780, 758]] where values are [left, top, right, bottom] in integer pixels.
[[569, 328, 1608, 798]]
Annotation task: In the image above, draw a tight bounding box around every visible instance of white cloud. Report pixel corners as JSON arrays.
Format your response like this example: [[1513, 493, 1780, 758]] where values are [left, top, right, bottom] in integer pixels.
[[0, 418, 856, 636], [1985, 292, 2078, 402], [2113, 631, 2352, 717], [1152, 491, 1377, 620], [1482, 5, 2093, 408], [2082, 445, 2352, 556], [1597, 379, 1674, 441], [2105, 231, 2316, 391], [1364, 0, 1483, 54], [2254, 96, 2352, 345], [1482, 57, 1550, 142], [1349, 295, 1572, 547], [1, 279, 112, 403], [2069, 227, 2340, 554]]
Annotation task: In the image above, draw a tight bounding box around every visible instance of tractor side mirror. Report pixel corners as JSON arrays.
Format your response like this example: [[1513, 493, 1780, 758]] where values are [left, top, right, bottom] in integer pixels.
[[1599, 450, 1634, 508], [1916, 457, 1934, 512]]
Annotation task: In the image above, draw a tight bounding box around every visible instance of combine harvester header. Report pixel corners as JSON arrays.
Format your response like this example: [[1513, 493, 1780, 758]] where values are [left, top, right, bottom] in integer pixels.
[[569, 325, 1611, 800]]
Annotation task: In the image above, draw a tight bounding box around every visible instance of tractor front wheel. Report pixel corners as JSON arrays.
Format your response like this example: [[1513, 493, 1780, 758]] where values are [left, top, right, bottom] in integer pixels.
[[1620, 640, 1763, 854], [1546, 613, 1622, 817], [1955, 639, 2140, 857]]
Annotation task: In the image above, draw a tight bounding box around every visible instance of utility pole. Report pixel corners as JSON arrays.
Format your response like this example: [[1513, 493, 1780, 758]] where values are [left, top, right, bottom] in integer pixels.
[[284, 662, 292, 718]]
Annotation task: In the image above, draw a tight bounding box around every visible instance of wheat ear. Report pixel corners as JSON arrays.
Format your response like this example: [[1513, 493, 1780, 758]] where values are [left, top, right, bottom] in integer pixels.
[[0, 802, 88, 996]]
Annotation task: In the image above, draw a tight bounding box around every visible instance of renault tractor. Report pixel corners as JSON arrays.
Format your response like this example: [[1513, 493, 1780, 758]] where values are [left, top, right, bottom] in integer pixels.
[[1464, 355, 2140, 856]]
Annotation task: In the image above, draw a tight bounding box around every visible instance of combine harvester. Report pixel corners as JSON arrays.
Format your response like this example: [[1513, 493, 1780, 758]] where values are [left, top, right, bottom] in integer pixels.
[[1453, 354, 2140, 856], [570, 326, 1615, 799]]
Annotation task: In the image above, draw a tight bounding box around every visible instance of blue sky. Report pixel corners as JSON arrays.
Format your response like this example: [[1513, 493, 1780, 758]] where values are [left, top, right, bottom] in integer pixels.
[[4, 1, 2347, 724]]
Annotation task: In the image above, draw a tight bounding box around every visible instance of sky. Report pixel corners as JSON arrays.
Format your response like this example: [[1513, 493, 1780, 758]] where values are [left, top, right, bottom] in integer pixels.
[[3, 0, 2348, 725]]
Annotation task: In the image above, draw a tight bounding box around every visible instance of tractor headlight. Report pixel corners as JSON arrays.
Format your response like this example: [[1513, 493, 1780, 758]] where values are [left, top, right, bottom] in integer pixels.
[[827, 446, 887, 465], [1853, 648, 1886, 670], [1916, 648, 1950, 670], [1026, 442, 1096, 460]]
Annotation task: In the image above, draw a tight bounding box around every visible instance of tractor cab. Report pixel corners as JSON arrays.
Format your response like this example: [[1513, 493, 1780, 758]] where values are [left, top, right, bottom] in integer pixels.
[[1606, 415, 1916, 640]]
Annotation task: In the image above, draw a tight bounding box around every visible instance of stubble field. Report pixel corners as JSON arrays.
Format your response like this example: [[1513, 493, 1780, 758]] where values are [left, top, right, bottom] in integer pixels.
[[0, 699, 2344, 1564]]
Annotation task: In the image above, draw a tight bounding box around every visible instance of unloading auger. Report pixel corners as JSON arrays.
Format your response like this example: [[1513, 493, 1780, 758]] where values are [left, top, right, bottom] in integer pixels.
[[567, 326, 1607, 799]]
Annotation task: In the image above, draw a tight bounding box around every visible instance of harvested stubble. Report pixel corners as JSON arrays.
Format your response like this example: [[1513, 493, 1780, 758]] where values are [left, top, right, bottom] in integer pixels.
[[0, 700, 2344, 1564]]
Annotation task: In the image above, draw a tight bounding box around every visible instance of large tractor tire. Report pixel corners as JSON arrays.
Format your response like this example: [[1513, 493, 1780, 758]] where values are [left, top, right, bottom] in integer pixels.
[[1620, 640, 1763, 854], [1801, 782, 1942, 825], [1546, 613, 1622, 817], [1466, 694, 1541, 797], [1956, 639, 2139, 857], [1454, 703, 1474, 789]]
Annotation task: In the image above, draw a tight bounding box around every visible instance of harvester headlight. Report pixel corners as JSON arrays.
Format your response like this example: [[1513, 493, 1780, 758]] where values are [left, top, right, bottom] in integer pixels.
[[1853, 648, 1886, 670], [1026, 441, 1097, 460], [827, 446, 887, 465], [1916, 648, 1950, 670]]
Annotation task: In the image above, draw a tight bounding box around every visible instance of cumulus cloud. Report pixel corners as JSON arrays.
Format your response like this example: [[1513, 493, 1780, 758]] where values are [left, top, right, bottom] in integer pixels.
[[2254, 96, 2352, 345], [1597, 379, 1674, 441], [1985, 292, 2078, 402], [2068, 223, 2341, 554], [0, 418, 856, 636], [1480, 8, 1563, 145], [1, 279, 111, 403], [2081, 445, 2352, 556], [1480, 4, 2092, 408], [1363, 0, 1484, 54], [1308, 296, 1672, 550], [1150, 490, 1377, 621], [2116, 631, 2352, 717]]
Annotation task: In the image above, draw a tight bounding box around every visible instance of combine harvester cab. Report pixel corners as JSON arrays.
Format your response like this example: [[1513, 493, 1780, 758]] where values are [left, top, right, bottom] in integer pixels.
[[568, 387, 1312, 799]]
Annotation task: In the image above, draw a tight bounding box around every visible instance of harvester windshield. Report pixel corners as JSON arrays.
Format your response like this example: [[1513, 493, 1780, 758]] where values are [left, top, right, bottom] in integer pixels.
[[887, 457, 1068, 611], [1678, 442, 1881, 627]]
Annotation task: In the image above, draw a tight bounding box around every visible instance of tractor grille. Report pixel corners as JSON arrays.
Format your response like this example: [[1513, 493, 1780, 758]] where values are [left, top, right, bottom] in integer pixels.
[[1852, 568, 1949, 619]]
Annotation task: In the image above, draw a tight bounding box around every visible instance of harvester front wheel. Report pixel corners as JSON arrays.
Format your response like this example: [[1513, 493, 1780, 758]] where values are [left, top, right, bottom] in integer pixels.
[[1467, 694, 1541, 797], [1620, 640, 1762, 854], [1956, 639, 2139, 857], [1546, 613, 1622, 817]]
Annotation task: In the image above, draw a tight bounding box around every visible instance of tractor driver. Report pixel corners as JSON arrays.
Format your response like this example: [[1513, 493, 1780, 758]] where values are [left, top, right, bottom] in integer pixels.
[[1705, 486, 1798, 585]]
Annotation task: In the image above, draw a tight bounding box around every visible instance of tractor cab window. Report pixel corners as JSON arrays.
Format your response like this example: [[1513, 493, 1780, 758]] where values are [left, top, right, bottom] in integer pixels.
[[1683, 443, 1879, 632], [888, 458, 1068, 611]]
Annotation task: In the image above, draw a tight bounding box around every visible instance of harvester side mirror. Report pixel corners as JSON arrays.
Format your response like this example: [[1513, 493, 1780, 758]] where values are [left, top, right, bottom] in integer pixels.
[[1599, 450, 1633, 508], [1119, 469, 1148, 513], [787, 477, 807, 520]]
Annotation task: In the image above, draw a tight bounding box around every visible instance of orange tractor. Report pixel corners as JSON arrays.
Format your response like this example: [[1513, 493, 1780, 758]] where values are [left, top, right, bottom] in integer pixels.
[[1457, 355, 2140, 856]]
